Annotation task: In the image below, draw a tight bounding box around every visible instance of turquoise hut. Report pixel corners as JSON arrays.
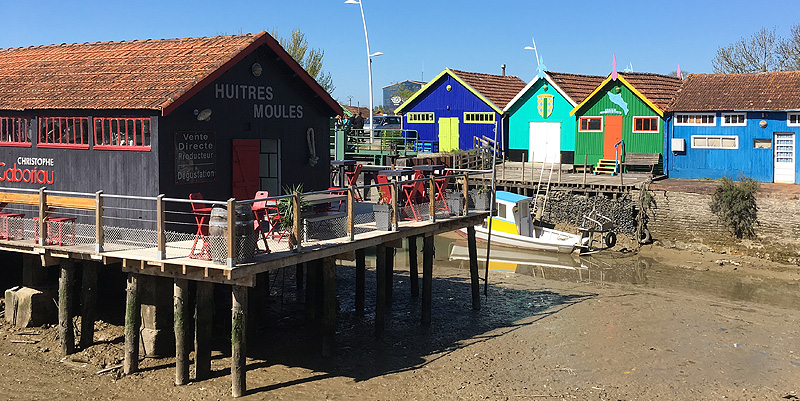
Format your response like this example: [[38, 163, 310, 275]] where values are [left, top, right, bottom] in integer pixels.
[[504, 71, 604, 163]]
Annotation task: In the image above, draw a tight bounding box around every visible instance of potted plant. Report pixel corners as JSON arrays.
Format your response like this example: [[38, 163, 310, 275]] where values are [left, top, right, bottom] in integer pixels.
[[471, 187, 490, 210], [277, 183, 308, 250]]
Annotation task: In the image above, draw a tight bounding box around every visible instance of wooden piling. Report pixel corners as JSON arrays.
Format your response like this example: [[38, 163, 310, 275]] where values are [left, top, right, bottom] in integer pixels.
[[79, 262, 97, 349], [355, 249, 365, 316], [385, 246, 394, 306], [295, 263, 304, 302], [375, 243, 386, 338], [305, 259, 321, 322], [422, 235, 433, 325], [408, 236, 419, 298], [123, 273, 141, 375], [231, 285, 248, 397], [467, 226, 481, 311], [58, 260, 75, 356], [174, 278, 189, 385], [195, 281, 214, 381], [321, 257, 336, 357]]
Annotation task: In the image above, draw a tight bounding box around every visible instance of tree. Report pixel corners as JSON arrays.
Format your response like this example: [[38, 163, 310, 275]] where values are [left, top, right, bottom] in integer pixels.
[[712, 25, 800, 73], [271, 28, 335, 93], [778, 24, 800, 71], [668, 70, 689, 79]]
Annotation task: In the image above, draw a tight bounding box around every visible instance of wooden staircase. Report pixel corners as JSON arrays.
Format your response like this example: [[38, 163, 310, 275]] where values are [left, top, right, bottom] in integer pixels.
[[593, 159, 619, 175]]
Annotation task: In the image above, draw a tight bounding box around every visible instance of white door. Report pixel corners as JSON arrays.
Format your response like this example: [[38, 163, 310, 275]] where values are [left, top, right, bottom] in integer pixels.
[[528, 122, 560, 163], [774, 132, 795, 183]]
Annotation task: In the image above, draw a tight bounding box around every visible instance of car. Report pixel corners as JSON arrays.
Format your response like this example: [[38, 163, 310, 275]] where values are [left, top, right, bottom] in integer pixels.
[[371, 115, 402, 130]]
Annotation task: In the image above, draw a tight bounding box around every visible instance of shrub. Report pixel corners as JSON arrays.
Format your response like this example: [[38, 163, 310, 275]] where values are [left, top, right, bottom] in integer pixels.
[[709, 175, 760, 238]]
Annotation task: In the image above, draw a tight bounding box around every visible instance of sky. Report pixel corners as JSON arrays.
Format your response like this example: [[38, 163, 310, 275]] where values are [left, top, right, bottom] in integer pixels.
[[0, 0, 798, 109]]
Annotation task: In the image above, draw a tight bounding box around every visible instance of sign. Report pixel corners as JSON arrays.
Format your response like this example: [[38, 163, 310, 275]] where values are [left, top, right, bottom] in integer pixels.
[[0, 157, 56, 184], [175, 131, 216, 184], [537, 94, 554, 118]]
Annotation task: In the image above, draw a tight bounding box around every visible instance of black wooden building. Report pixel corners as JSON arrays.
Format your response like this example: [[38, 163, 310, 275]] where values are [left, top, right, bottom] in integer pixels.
[[0, 31, 340, 202]]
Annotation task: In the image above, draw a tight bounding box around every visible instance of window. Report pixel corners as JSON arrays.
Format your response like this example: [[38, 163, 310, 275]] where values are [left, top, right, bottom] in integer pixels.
[[788, 112, 800, 127], [407, 112, 434, 123], [721, 113, 746, 126], [0, 117, 32, 147], [753, 138, 772, 149], [675, 113, 716, 126], [579, 117, 603, 132], [633, 117, 659, 133], [464, 112, 495, 124], [691, 135, 738, 149], [94, 117, 151, 150], [38, 117, 90, 148]]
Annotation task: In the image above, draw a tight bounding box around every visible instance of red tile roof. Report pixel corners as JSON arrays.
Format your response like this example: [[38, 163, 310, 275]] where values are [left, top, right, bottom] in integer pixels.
[[449, 69, 526, 109], [666, 71, 800, 111], [617, 72, 683, 111], [547, 72, 606, 103], [0, 32, 341, 116]]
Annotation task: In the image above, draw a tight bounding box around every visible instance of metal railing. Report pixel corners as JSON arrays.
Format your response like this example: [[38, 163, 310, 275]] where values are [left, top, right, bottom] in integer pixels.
[[0, 169, 491, 268]]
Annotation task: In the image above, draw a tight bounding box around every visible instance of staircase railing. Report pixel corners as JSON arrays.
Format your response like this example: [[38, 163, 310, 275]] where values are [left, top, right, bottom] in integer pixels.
[[614, 140, 624, 174]]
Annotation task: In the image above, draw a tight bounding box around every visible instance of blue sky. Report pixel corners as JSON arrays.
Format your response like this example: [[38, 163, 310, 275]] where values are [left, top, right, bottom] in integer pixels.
[[1, 0, 798, 109]]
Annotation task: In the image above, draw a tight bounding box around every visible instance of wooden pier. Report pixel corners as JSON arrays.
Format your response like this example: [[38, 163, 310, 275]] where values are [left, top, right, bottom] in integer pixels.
[[0, 173, 489, 397]]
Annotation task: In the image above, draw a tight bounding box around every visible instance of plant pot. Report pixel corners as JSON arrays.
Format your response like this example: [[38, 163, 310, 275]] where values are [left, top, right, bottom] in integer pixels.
[[471, 189, 490, 210], [445, 192, 464, 216], [373, 204, 393, 231]]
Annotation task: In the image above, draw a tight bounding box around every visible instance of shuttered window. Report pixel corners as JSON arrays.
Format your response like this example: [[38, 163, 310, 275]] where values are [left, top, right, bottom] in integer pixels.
[[37, 117, 90, 149]]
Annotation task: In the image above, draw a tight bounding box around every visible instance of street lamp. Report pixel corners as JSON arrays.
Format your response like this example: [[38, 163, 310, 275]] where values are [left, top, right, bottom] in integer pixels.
[[345, 0, 382, 140]]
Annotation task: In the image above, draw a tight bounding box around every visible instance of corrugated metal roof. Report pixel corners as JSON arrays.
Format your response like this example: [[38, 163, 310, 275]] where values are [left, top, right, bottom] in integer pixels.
[[0, 32, 341, 116], [666, 71, 800, 111]]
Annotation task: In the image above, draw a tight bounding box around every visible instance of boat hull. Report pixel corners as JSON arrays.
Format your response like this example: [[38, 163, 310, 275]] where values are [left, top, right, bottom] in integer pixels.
[[459, 225, 587, 254]]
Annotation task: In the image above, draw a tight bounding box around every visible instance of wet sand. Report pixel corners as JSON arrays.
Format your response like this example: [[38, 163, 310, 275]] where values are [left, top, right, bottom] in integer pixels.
[[0, 240, 799, 400]]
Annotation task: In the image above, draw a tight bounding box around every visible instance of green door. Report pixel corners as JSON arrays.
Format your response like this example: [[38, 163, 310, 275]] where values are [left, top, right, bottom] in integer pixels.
[[438, 117, 459, 152]]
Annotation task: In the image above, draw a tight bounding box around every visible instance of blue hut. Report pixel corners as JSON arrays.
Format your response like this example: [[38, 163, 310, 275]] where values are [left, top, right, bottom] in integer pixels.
[[395, 68, 525, 152], [504, 70, 604, 163], [665, 71, 800, 184]]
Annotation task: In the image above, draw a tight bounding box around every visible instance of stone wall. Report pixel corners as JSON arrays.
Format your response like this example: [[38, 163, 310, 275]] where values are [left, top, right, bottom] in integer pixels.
[[542, 183, 800, 264]]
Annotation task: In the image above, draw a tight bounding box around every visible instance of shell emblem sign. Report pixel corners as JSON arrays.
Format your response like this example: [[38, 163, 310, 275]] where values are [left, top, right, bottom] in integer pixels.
[[537, 94, 554, 118]]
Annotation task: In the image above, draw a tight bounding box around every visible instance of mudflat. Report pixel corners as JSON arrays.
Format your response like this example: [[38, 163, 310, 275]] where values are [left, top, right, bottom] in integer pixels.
[[0, 243, 798, 400]]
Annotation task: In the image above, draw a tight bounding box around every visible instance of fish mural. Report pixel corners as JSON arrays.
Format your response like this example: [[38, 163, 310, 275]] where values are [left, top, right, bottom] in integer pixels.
[[606, 90, 629, 114]]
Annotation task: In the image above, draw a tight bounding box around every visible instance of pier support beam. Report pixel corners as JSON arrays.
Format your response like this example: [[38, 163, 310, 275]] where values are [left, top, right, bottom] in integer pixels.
[[355, 249, 365, 316], [80, 262, 97, 349], [295, 263, 304, 302], [231, 285, 248, 398], [467, 226, 481, 311], [305, 260, 322, 322], [321, 256, 336, 357], [123, 273, 141, 375], [58, 260, 75, 356], [385, 246, 394, 306], [408, 236, 419, 298], [375, 244, 386, 338], [422, 235, 433, 325], [174, 278, 189, 386], [195, 281, 214, 381]]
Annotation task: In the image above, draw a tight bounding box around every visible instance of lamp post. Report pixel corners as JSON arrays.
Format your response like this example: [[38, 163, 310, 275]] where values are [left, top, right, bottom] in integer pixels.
[[345, 0, 382, 141]]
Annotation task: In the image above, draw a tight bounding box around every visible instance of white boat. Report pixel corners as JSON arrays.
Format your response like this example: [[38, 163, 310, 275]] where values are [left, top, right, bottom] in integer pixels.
[[459, 191, 589, 254]]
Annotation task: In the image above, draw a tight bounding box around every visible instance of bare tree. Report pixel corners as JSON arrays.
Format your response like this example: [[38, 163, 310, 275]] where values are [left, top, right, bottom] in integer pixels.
[[712, 27, 781, 73], [271, 28, 335, 93], [778, 24, 800, 71], [668, 70, 689, 79]]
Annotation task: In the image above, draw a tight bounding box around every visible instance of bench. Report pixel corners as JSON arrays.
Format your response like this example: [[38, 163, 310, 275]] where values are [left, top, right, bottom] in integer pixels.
[[303, 211, 347, 242], [0, 192, 95, 245], [622, 152, 660, 174]]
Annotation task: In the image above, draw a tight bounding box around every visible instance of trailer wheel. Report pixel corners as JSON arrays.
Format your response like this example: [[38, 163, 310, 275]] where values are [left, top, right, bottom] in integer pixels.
[[604, 232, 617, 248], [638, 228, 652, 244]]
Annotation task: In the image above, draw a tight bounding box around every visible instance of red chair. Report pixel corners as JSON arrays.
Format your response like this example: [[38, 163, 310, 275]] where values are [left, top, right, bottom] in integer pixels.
[[434, 169, 454, 214], [345, 163, 363, 201], [375, 174, 393, 205], [252, 191, 286, 241], [400, 171, 426, 221], [251, 191, 276, 254], [189, 193, 213, 260]]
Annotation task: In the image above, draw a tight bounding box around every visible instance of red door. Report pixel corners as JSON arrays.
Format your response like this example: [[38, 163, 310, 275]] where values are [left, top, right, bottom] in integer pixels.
[[603, 115, 623, 160], [232, 139, 260, 200]]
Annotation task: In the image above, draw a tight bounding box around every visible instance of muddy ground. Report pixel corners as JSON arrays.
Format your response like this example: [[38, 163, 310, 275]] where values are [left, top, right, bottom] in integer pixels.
[[0, 241, 799, 401]]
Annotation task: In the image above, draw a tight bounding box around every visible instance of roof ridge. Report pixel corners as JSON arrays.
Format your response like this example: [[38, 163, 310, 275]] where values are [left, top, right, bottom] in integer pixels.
[[448, 68, 523, 81], [0, 33, 258, 53]]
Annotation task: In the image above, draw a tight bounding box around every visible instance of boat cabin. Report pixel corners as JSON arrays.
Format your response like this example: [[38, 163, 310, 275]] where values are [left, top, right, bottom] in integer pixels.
[[490, 191, 533, 237]]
